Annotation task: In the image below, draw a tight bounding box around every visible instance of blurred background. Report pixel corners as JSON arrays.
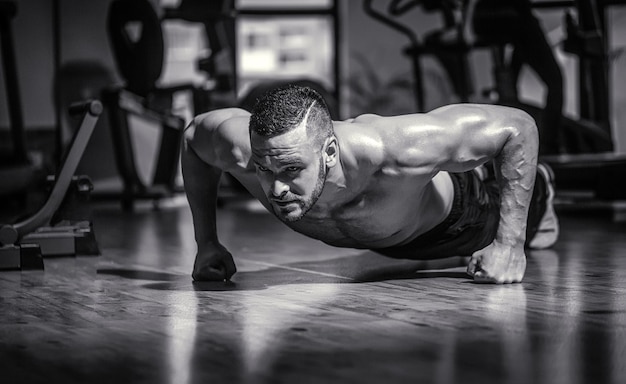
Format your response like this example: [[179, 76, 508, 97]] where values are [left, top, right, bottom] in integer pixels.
[[1, 0, 626, 213]]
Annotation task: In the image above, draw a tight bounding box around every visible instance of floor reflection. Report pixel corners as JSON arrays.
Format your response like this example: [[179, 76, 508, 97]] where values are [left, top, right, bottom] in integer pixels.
[[486, 285, 531, 384], [165, 292, 198, 384], [237, 284, 339, 383]]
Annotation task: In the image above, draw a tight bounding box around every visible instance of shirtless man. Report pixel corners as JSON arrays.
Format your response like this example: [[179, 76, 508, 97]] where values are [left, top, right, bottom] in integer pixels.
[[182, 85, 558, 284]]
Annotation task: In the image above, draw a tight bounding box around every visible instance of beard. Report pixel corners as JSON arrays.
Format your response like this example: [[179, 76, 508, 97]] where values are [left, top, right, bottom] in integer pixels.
[[273, 156, 327, 223]]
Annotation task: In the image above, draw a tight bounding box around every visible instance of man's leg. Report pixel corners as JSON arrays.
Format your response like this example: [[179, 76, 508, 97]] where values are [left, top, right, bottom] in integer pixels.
[[526, 163, 559, 248]]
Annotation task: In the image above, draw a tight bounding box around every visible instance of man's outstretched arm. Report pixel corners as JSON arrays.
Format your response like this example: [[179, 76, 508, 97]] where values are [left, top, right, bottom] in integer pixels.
[[181, 109, 248, 281]]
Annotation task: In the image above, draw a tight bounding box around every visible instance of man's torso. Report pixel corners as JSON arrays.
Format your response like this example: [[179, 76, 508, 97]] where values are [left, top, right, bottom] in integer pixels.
[[287, 170, 454, 249], [220, 113, 456, 249]]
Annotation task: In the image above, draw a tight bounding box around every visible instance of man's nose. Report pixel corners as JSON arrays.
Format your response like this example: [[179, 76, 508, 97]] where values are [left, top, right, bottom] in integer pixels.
[[271, 178, 289, 198]]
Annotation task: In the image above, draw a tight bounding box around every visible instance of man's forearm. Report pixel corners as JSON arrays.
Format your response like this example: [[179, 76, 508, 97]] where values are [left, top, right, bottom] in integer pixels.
[[181, 127, 223, 248], [494, 122, 539, 246]]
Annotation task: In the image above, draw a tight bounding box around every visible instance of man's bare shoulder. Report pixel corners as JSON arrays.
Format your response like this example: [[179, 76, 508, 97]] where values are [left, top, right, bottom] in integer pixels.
[[334, 112, 443, 171], [342, 103, 532, 144], [333, 116, 387, 170], [187, 108, 252, 171], [195, 108, 250, 133], [340, 111, 440, 137], [335, 104, 526, 175]]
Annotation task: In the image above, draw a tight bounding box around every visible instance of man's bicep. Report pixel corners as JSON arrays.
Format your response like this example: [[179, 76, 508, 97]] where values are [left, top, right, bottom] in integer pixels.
[[438, 125, 509, 173], [424, 106, 516, 173], [389, 115, 475, 175]]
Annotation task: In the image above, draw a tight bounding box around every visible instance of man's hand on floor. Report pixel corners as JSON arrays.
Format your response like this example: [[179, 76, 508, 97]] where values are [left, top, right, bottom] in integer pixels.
[[192, 243, 237, 282], [466, 241, 527, 284]]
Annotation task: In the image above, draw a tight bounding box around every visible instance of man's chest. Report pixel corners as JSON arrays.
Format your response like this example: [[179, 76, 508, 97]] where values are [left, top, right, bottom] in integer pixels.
[[287, 188, 425, 249]]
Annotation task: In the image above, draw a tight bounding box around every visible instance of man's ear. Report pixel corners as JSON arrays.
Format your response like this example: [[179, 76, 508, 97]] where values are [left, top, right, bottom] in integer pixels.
[[323, 136, 338, 168]]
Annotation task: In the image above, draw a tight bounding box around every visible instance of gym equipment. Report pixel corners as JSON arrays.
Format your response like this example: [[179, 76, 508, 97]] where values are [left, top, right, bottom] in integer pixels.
[[107, 0, 165, 98], [162, 0, 237, 97], [561, 0, 611, 138], [363, 0, 472, 113], [106, 0, 200, 211], [102, 87, 186, 211], [0, 100, 103, 271], [55, 61, 119, 185], [537, 0, 626, 208], [536, 0, 614, 153]]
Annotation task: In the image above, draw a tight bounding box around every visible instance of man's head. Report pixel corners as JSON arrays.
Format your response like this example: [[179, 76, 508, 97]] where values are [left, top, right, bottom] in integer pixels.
[[249, 85, 337, 222]]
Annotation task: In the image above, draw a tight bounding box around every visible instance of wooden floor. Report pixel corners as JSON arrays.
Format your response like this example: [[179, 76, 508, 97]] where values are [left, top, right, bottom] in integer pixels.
[[1, 196, 626, 384]]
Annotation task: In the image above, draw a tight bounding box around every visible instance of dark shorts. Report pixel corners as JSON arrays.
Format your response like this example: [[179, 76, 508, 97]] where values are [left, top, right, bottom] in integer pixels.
[[372, 167, 547, 260]]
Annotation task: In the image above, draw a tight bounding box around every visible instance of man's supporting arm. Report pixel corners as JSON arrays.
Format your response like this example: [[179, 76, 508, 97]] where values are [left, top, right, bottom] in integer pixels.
[[426, 104, 539, 283], [181, 116, 237, 281], [468, 109, 539, 283]]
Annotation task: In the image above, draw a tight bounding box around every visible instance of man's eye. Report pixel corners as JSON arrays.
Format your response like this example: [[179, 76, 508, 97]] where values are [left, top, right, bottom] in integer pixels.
[[286, 166, 301, 173], [256, 165, 269, 172]]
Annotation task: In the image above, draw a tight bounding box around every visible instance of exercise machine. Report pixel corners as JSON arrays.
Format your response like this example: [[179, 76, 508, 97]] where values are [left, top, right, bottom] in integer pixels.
[[102, 87, 186, 212], [105, 0, 203, 211], [538, 0, 626, 209], [106, 0, 257, 211], [0, 100, 103, 271]]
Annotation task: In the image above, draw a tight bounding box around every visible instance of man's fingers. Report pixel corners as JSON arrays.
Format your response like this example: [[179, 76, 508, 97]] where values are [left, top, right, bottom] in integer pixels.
[[192, 266, 226, 281], [473, 270, 497, 284], [192, 249, 236, 282], [221, 255, 237, 281], [207, 255, 237, 281], [224, 262, 236, 281], [473, 271, 522, 284], [466, 256, 479, 276]]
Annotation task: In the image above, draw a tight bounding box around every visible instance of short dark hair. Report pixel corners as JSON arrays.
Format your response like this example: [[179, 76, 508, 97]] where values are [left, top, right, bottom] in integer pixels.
[[249, 84, 333, 147]]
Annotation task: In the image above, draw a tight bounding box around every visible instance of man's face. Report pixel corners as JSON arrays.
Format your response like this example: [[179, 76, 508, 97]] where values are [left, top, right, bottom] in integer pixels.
[[250, 122, 327, 222]]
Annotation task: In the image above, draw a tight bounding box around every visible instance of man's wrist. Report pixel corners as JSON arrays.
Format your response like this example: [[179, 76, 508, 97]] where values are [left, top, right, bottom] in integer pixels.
[[495, 231, 526, 248], [197, 237, 221, 250]]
